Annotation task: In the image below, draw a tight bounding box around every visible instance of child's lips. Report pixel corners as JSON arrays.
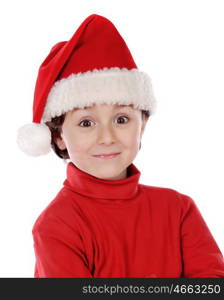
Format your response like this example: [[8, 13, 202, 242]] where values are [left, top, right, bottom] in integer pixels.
[[92, 152, 121, 159]]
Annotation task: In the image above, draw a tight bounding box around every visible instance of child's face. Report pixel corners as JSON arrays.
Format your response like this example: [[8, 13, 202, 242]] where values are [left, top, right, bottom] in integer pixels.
[[56, 104, 148, 180]]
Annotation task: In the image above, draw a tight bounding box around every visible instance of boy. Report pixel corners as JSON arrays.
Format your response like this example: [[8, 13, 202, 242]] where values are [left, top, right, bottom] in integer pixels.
[[17, 14, 224, 277]]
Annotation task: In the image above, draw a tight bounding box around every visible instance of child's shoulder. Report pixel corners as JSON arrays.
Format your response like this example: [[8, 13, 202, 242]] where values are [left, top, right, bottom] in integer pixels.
[[32, 188, 78, 235], [139, 183, 194, 207]]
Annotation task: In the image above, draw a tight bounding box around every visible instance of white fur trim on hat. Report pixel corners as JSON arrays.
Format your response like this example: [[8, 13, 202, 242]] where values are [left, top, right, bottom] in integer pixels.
[[16, 123, 51, 156], [42, 67, 157, 122]]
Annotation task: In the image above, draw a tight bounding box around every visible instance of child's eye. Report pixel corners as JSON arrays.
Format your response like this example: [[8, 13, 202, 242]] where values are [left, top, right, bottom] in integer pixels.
[[78, 116, 129, 127], [115, 116, 129, 124], [79, 119, 94, 127]]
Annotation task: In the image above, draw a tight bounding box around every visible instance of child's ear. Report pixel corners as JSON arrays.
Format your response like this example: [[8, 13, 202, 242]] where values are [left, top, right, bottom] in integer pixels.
[[55, 136, 67, 150]]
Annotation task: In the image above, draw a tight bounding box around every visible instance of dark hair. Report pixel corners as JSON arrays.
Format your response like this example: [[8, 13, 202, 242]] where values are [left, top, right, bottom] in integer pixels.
[[45, 109, 150, 160]]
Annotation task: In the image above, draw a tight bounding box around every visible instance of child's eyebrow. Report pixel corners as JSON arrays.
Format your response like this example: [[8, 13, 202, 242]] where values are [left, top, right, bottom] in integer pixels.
[[114, 105, 134, 109], [72, 104, 134, 115], [83, 104, 134, 110]]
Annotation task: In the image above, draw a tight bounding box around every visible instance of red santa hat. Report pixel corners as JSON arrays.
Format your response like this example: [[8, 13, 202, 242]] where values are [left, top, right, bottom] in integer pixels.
[[17, 14, 156, 156]]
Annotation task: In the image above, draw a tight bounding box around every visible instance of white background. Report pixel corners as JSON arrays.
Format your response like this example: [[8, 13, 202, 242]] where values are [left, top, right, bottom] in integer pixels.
[[0, 0, 224, 277]]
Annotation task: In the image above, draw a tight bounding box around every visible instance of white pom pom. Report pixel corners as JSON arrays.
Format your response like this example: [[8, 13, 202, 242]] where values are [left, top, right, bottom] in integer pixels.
[[17, 123, 52, 156]]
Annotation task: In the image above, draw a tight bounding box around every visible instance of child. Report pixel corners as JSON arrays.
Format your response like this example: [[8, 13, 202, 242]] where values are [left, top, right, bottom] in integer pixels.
[[17, 14, 224, 278]]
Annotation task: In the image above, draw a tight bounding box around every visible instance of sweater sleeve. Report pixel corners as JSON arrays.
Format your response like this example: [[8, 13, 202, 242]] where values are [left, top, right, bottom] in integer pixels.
[[180, 194, 224, 277], [32, 216, 93, 278]]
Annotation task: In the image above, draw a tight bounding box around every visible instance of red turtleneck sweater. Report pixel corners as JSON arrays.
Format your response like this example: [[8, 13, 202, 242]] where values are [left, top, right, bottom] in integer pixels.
[[32, 162, 224, 277]]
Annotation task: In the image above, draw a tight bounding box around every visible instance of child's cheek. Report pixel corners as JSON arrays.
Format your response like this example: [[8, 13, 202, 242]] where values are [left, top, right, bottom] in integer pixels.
[[129, 127, 141, 145], [73, 135, 92, 153]]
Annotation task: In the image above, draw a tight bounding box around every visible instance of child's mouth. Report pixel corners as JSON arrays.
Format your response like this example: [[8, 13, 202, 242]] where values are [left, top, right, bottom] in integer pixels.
[[92, 153, 121, 159]]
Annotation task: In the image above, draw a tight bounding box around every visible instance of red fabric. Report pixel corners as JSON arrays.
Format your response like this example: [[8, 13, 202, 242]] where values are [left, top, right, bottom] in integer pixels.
[[33, 14, 137, 123], [32, 162, 224, 278]]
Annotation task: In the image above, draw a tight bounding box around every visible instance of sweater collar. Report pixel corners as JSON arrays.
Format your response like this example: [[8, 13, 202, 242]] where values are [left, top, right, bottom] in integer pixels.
[[63, 162, 141, 200]]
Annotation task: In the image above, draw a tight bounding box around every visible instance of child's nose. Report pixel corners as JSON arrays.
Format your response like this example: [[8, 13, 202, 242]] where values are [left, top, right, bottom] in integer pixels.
[[97, 124, 116, 145]]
